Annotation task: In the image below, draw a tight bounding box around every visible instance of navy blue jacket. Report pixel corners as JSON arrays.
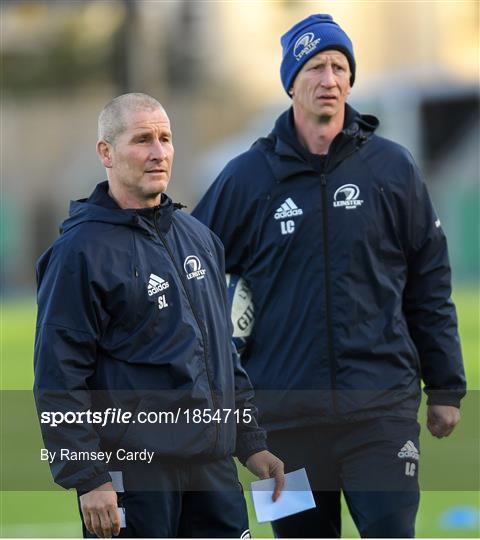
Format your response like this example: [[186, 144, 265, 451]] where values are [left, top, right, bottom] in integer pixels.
[[34, 182, 266, 491], [192, 105, 466, 431]]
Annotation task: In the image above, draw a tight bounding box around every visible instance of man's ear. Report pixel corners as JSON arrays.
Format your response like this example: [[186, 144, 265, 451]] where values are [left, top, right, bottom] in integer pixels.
[[96, 140, 113, 168]]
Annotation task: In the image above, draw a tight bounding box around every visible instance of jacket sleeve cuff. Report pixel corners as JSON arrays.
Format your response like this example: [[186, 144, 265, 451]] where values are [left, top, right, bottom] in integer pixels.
[[76, 471, 113, 495], [425, 389, 465, 408], [235, 430, 268, 466]]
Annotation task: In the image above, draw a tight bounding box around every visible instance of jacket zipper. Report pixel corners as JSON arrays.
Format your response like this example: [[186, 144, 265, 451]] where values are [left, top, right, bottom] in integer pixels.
[[151, 210, 219, 453], [320, 173, 339, 416]]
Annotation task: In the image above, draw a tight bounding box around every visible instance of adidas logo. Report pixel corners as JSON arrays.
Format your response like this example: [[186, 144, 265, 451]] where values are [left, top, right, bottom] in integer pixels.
[[274, 198, 303, 220], [397, 440, 419, 460], [147, 273, 170, 296]]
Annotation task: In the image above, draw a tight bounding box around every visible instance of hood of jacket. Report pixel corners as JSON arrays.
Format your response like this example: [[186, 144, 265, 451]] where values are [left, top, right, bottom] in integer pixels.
[[256, 104, 379, 182], [60, 181, 178, 235]]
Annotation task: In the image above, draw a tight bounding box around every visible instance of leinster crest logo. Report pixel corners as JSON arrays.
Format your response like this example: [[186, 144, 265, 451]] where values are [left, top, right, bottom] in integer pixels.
[[293, 32, 321, 61], [333, 184, 364, 210], [184, 255, 206, 280]]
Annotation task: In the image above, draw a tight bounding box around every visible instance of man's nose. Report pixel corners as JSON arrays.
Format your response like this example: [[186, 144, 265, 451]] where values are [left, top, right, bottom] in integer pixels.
[[150, 139, 166, 160], [320, 66, 336, 88]]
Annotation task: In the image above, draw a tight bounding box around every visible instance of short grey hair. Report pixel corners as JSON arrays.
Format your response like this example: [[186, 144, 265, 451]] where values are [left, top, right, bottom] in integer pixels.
[[98, 93, 165, 144]]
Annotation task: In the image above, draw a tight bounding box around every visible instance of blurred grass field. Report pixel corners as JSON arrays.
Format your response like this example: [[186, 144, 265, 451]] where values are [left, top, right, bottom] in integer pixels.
[[1, 286, 478, 537]]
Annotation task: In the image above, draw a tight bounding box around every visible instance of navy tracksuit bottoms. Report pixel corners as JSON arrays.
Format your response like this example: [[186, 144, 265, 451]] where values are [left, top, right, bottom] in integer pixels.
[[266, 417, 420, 538], [79, 456, 249, 538]]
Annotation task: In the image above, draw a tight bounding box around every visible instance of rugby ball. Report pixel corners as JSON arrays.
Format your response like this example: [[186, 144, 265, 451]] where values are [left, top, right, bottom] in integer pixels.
[[225, 274, 254, 355]]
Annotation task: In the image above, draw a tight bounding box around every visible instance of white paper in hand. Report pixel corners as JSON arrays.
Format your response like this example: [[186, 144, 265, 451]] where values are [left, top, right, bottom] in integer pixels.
[[118, 507, 126, 528], [250, 468, 315, 523]]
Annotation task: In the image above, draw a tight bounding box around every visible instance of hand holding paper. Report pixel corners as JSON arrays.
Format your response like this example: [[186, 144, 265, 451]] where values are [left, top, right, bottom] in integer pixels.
[[246, 450, 285, 501], [250, 468, 316, 523]]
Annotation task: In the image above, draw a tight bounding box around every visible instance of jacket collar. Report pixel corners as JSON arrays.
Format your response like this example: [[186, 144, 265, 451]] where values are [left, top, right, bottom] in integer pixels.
[[61, 181, 177, 235], [256, 104, 379, 183]]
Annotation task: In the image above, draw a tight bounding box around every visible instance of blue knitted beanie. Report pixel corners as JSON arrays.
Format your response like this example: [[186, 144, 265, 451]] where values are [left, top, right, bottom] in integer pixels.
[[280, 14, 355, 96]]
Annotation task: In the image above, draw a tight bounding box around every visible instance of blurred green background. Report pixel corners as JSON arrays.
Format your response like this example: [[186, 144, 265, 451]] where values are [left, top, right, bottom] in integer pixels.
[[1, 287, 478, 537]]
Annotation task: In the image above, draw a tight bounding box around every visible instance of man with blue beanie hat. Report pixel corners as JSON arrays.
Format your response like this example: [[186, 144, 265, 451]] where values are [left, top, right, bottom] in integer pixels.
[[280, 14, 356, 92], [193, 13, 465, 539]]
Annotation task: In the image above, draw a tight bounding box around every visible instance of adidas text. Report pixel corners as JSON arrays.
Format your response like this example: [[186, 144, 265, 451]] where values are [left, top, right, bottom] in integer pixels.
[[275, 208, 303, 219], [147, 274, 170, 296], [274, 197, 304, 220], [398, 440, 419, 460], [148, 281, 169, 296]]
